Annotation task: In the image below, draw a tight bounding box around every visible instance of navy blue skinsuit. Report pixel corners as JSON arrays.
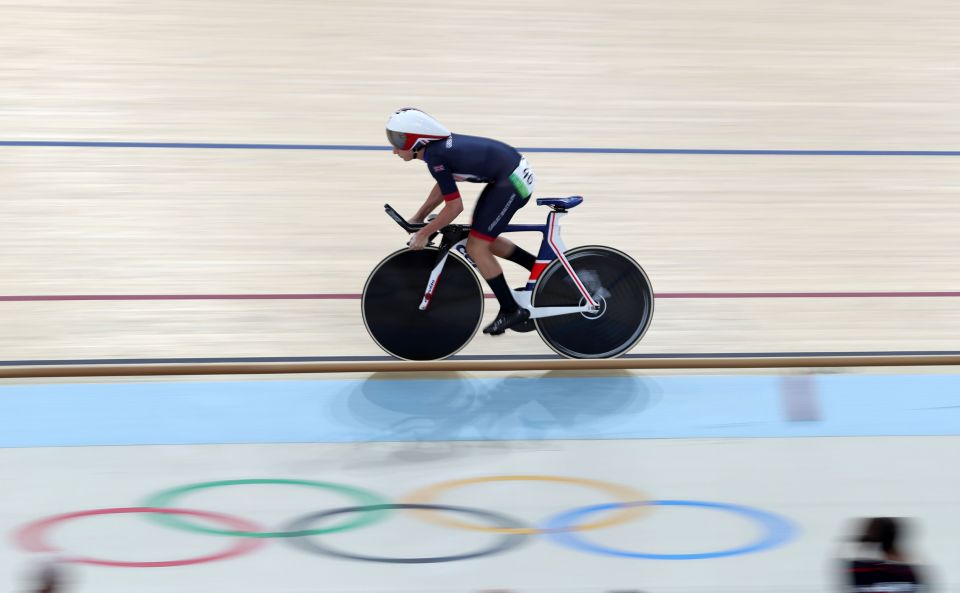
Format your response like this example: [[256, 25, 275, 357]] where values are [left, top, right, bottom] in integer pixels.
[[422, 133, 533, 242]]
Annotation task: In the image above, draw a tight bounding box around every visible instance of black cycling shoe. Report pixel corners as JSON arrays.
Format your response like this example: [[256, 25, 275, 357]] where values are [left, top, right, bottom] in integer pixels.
[[483, 308, 530, 336], [508, 288, 535, 332]]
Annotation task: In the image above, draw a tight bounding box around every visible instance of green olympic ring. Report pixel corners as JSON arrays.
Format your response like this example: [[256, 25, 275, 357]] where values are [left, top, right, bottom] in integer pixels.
[[141, 479, 391, 538]]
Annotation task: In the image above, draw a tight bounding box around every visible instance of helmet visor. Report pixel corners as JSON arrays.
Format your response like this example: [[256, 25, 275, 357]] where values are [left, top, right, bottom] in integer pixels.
[[386, 129, 408, 150]]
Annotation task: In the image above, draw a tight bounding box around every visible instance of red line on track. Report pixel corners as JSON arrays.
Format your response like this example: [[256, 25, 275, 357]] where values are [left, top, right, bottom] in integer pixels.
[[0, 294, 361, 302], [2, 291, 959, 302], [658, 291, 960, 299]]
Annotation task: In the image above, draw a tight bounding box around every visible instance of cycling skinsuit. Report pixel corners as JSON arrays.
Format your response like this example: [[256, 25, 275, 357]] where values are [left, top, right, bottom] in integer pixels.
[[422, 133, 536, 242]]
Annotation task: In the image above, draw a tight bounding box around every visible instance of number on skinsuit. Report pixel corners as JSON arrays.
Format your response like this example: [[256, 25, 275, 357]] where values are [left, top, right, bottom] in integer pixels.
[[509, 157, 536, 199]]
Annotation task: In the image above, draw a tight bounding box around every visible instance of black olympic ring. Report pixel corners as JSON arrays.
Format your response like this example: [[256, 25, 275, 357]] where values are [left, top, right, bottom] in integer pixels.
[[283, 504, 531, 563]]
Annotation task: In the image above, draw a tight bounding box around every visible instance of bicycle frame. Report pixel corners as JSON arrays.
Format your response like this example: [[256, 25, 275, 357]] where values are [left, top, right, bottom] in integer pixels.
[[384, 204, 600, 319]]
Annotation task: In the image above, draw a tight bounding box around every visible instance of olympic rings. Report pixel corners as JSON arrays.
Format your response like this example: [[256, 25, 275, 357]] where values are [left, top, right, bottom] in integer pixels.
[[14, 507, 264, 568], [141, 479, 391, 538], [544, 500, 797, 560], [14, 475, 798, 567], [284, 504, 530, 563], [403, 475, 650, 534]]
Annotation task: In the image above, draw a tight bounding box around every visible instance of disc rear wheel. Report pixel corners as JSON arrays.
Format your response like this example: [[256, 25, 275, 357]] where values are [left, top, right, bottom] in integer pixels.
[[532, 246, 653, 359]]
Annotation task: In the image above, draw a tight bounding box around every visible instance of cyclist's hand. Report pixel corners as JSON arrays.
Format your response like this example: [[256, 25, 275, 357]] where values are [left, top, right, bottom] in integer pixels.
[[408, 229, 429, 250]]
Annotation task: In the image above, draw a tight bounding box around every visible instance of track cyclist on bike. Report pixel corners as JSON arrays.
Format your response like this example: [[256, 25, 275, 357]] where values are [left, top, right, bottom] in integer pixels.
[[386, 107, 538, 335]]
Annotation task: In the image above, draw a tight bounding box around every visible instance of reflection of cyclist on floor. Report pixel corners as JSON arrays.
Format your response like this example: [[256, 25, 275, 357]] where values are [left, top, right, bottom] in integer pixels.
[[386, 107, 537, 335]]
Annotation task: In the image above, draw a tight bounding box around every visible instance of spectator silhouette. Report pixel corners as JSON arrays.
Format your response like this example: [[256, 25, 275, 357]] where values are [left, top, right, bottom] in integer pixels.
[[842, 517, 926, 592], [23, 561, 68, 593]]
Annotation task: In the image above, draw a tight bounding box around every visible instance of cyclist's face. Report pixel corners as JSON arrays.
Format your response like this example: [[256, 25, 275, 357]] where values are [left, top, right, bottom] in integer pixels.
[[393, 147, 416, 161]]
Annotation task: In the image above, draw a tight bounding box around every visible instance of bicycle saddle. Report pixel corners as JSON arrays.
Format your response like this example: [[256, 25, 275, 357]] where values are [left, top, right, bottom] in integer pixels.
[[536, 196, 583, 210]]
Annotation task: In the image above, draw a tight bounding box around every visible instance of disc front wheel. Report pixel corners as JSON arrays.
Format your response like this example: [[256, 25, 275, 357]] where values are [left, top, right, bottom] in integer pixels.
[[362, 248, 484, 360]]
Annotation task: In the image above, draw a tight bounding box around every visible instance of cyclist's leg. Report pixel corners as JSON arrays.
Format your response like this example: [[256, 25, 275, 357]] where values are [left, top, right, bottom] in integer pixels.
[[491, 237, 536, 271], [468, 180, 528, 272], [468, 180, 530, 335], [470, 182, 536, 271], [467, 182, 511, 285]]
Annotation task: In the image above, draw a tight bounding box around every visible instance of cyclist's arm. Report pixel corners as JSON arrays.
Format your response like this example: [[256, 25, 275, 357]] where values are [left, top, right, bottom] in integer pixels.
[[408, 189, 462, 250], [410, 183, 445, 223], [417, 161, 464, 235], [419, 194, 463, 236]]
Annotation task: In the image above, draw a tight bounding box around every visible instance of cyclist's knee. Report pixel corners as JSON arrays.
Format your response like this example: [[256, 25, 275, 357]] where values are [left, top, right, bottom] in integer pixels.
[[466, 235, 494, 258]]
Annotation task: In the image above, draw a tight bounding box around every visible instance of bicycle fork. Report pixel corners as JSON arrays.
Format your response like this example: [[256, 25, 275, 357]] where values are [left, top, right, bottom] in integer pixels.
[[418, 228, 471, 311]]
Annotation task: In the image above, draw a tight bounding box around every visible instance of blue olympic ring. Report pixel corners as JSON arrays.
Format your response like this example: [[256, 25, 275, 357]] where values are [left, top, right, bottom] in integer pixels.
[[543, 500, 797, 560]]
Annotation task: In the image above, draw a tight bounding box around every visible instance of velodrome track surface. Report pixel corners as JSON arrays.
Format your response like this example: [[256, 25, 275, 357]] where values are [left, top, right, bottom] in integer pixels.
[[3, 0, 959, 591]]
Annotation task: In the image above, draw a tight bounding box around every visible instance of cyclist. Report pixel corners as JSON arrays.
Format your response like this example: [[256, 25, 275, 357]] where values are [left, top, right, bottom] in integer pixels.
[[386, 107, 538, 335]]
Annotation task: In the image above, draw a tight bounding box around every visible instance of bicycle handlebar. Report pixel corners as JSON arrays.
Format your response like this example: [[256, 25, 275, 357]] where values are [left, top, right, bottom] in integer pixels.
[[384, 204, 426, 233], [384, 204, 471, 251]]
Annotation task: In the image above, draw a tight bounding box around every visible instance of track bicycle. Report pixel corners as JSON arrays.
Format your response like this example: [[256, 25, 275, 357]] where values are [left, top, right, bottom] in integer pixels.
[[362, 196, 654, 360]]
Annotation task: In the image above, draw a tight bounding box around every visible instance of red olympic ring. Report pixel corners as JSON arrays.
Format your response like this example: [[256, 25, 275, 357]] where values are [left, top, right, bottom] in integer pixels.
[[15, 507, 265, 568]]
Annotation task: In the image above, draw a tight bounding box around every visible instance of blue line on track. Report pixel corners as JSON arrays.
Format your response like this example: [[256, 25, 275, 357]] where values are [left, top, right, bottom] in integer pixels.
[[1, 140, 958, 155]]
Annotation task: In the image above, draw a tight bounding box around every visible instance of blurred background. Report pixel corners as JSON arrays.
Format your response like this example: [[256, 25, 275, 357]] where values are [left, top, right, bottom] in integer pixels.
[[1, 0, 958, 591]]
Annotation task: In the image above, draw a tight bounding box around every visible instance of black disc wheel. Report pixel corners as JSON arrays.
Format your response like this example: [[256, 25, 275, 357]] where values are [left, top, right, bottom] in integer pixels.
[[362, 248, 484, 360], [532, 246, 653, 359]]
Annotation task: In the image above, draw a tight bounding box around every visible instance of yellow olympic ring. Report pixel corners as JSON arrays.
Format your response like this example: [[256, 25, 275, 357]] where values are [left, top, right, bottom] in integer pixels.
[[403, 474, 650, 535]]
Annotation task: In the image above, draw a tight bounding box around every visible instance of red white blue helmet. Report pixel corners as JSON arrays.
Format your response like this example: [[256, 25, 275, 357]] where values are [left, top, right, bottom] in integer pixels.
[[386, 108, 451, 151]]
